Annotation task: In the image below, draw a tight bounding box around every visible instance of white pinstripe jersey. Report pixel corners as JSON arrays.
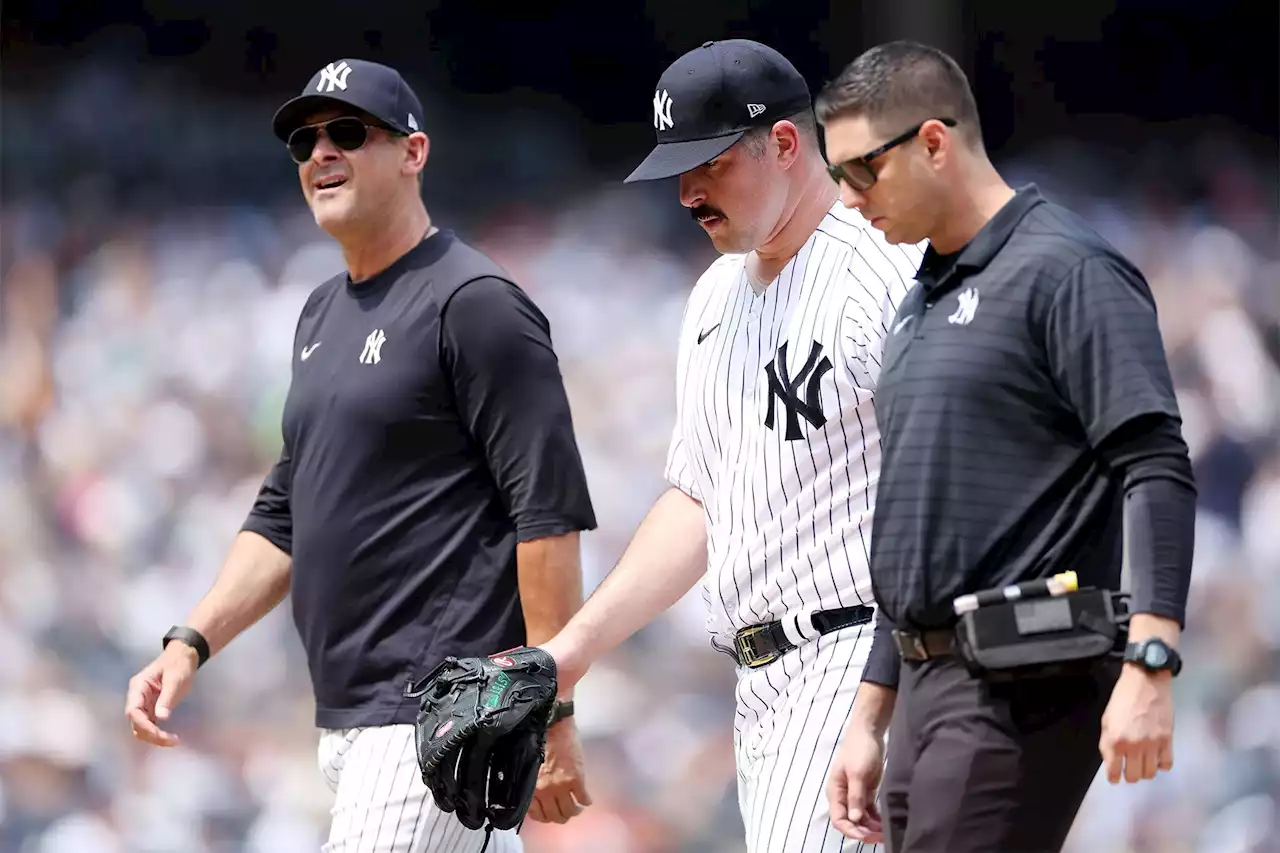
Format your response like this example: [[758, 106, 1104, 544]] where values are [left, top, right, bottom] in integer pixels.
[[666, 202, 924, 646]]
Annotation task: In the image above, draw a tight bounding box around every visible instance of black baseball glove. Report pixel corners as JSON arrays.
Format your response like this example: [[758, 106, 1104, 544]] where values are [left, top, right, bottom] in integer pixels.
[[407, 646, 558, 847]]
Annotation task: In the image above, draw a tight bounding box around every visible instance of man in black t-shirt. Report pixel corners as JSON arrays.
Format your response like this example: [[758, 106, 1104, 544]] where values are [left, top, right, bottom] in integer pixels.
[[124, 59, 598, 852], [817, 43, 1197, 853]]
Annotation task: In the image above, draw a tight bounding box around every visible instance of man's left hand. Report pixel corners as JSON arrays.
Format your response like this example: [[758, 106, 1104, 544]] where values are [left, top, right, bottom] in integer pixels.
[[528, 719, 592, 823], [1099, 663, 1175, 784]]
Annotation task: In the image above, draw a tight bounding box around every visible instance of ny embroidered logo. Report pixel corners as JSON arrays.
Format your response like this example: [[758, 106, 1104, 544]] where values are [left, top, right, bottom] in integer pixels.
[[949, 288, 979, 325], [316, 61, 353, 93], [653, 89, 674, 131], [764, 341, 833, 440], [359, 329, 386, 364]]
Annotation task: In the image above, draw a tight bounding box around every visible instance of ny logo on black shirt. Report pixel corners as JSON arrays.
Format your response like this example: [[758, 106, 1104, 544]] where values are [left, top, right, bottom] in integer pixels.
[[764, 341, 832, 440]]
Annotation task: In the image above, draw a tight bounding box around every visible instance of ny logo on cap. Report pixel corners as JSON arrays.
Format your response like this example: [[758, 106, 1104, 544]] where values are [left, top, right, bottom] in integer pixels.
[[653, 89, 674, 131], [317, 61, 353, 93]]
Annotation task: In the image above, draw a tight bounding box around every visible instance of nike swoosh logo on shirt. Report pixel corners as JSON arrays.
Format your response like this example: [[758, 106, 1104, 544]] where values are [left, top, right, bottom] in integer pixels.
[[301, 342, 322, 360], [697, 324, 720, 344]]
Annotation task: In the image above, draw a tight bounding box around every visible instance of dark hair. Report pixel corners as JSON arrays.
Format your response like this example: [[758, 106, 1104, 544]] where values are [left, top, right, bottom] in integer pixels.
[[740, 108, 820, 158], [815, 41, 983, 149]]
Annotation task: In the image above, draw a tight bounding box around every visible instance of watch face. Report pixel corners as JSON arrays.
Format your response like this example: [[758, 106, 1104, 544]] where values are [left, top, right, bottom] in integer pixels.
[[1144, 643, 1169, 668]]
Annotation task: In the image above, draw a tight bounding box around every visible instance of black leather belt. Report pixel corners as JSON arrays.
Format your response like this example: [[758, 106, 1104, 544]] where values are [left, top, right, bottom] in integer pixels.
[[729, 605, 875, 668], [892, 627, 957, 661]]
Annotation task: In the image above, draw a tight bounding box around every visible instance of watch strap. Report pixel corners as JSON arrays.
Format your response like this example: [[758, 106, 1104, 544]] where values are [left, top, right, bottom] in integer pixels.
[[1123, 643, 1142, 666], [163, 626, 211, 668], [549, 699, 574, 725], [1125, 638, 1182, 676]]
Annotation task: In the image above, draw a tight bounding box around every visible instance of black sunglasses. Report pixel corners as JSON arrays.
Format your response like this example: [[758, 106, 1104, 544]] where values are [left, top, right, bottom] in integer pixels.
[[827, 117, 957, 191], [287, 116, 403, 164]]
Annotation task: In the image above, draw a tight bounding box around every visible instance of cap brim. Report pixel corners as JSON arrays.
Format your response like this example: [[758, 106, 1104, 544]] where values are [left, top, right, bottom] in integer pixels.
[[272, 94, 366, 142], [622, 132, 745, 183]]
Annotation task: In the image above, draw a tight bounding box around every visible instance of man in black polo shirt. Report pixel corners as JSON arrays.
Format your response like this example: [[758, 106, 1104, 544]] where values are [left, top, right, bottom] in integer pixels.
[[123, 59, 597, 851], [814, 42, 1197, 852]]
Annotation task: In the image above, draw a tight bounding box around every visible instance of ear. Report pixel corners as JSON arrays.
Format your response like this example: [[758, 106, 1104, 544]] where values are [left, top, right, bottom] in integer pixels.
[[919, 119, 953, 168], [772, 120, 803, 169], [404, 131, 430, 178]]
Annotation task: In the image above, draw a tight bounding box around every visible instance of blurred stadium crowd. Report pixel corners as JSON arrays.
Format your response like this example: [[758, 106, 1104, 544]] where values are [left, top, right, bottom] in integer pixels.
[[1, 63, 1278, 853]]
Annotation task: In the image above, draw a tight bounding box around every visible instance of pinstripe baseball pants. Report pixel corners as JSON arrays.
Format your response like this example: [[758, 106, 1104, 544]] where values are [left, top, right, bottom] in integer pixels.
[[733, 624, 881, 853], [317, 725, 523, 853]]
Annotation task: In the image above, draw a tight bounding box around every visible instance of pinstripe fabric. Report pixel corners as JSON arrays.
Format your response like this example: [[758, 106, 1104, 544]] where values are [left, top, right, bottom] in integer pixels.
[[665, 202, 926, 648], [734, 628, 877, 853], [665, 202, 922, 648], [318, 725, 523, 853], [665, 202, 921, 851]]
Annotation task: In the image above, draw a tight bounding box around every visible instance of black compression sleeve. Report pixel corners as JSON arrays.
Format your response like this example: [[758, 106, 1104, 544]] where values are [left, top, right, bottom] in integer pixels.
[[1123, 476, 1196, 626], [1098, 414, 1197, 626]]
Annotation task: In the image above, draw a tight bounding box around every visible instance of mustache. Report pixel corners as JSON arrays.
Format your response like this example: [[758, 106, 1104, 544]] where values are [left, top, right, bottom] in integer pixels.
[[690, 205, 726, 221]]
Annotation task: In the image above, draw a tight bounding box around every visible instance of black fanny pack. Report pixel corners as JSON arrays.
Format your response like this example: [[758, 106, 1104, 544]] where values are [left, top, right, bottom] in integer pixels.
[[952, 587, 1131, 681]]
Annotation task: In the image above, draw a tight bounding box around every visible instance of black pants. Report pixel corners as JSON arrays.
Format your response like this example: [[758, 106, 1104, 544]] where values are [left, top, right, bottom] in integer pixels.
[[882, 655, 1120, 853]]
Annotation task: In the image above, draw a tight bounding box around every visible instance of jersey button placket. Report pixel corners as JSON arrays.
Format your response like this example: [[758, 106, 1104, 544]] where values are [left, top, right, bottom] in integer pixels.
[[745, 290, 765, 402], [919, 283, 940, 339]]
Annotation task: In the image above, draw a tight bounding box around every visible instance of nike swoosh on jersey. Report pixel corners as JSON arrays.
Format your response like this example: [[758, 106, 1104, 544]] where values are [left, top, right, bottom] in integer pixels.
[[697, 324, 720, 344]]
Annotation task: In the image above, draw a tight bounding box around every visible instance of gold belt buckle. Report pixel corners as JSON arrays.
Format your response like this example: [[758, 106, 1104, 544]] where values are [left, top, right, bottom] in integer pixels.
[[735, 625, 780, 669]]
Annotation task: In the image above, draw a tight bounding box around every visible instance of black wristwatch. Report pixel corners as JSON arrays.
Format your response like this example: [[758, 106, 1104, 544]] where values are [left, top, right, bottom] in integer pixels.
[[163, 626, 211, 669], [1123, 638, 1182, 677], [549, 699, 575, 726]]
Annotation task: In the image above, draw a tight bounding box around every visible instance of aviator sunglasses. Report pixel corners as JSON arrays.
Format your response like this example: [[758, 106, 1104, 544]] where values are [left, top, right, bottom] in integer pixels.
[[827, 117, 957, 191], [286, 116, 404, 164]]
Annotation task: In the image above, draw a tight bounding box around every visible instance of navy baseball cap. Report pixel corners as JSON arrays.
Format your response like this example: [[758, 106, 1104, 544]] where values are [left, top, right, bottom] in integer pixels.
[[272, 59, 424, 142], [624, 40, 812, 183]]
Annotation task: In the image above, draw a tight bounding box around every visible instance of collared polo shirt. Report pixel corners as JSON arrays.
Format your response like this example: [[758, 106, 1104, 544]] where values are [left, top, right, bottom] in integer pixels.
[[866, 185, 1182, 648]]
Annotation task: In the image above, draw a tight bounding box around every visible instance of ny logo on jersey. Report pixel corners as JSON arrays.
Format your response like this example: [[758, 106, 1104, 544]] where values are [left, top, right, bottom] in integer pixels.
[[764, 341, 833, 440], [316, 61, 353, 93], [359, 329, 386, 364]]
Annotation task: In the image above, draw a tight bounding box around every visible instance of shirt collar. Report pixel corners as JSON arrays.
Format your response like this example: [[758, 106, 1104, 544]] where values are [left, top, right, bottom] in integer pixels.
[[915, 183, 1046, 291]]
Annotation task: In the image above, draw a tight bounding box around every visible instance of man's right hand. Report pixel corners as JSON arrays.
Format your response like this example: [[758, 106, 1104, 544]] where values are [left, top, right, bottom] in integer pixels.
[[125, 642, 200, 747], [827, 725, 886, 844]]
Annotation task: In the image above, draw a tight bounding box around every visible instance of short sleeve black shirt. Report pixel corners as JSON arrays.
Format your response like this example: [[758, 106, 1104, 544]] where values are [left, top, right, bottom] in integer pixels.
[[242, 230, 596, 728], [869, 185, 1182, 631]]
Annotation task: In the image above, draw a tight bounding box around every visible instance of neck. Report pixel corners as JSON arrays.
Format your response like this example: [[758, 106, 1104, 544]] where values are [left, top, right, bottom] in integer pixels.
[[341, 194, 433, 283], [928, 155, 1015, 255], [751, 158, 837, 279]]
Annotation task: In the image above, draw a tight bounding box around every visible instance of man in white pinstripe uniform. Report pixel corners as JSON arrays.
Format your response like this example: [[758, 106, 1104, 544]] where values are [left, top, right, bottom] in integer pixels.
[[539, 40, 923, 852]]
